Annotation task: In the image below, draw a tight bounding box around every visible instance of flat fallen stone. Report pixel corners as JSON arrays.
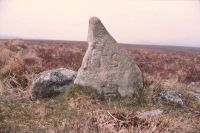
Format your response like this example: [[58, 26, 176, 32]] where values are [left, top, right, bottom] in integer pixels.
[[153, 90, 186, 107], [136, 109, 163, 119], [74, 17, 143, 99]]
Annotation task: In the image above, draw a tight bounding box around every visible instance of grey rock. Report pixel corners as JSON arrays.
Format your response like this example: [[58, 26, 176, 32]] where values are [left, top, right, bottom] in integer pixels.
[[187, 82, 200, 90], [188, 90, 200, 102], [32, 68, 76, 100], [153, 90, 186, 107], [188, 82, 196, 89], [136, 109, 162, 119], [187, 82, 200, 102], [74, 17, 143, 99]]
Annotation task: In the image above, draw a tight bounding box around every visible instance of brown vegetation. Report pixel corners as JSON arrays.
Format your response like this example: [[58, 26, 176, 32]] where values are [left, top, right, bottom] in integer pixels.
[[0, 39, 200, 132], [26, 40, 200, 84], [126, 47, 200, 83]]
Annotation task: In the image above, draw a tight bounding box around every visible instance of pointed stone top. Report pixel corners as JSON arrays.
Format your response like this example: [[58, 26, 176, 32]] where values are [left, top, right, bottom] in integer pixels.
[[88, 16, 116, 44], [89, 17, 101, 25]]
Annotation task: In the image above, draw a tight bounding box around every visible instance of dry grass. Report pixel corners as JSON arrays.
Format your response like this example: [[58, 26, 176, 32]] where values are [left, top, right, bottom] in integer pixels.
[[0, 85, 199, 133], [0, 39, 200, 133]]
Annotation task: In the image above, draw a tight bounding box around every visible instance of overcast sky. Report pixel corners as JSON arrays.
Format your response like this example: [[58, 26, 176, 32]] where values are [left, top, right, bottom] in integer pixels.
[[0, 0, 200, 47]]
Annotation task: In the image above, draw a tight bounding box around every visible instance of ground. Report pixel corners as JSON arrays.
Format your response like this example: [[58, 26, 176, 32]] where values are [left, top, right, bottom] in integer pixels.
[[0, 39, 200, 133]]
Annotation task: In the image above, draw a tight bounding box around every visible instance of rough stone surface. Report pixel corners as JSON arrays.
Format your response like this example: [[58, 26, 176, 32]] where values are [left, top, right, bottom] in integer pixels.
[[153, 90, 186, 107], [187, 82, 200, 102], [188, 90, 200, 102], [187, 82, 200, 90], [136, 109, 162, 119], [74, 17, 143, 98], [32, 68, 76, 100]]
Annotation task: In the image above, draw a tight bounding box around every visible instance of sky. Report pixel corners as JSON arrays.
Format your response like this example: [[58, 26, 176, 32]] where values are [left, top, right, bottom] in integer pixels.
[[0, 0, 200, 47]]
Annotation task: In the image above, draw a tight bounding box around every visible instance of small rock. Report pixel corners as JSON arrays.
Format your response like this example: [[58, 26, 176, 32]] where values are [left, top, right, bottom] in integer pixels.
[[188, 90, 200, 102], [188, 82, 196, 88], [187, 82, 200, 90], [153, 90, 186, 107], [136, 109, 162, 119], [32, 68, 76, 100], [187, 82, 200, 102]]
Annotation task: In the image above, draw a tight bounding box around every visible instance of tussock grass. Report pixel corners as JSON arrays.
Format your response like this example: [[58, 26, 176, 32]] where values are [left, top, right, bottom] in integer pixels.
[[67, 84, 98, 98], [1, 83, 200, 133]]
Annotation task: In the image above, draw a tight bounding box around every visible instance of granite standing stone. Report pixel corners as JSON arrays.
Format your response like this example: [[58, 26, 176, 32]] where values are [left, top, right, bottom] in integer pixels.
[[74, 17, 143, 98]]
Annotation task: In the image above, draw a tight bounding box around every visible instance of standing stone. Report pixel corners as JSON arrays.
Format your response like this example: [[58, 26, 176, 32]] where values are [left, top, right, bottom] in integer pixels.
[[74, 17, 143, 98]]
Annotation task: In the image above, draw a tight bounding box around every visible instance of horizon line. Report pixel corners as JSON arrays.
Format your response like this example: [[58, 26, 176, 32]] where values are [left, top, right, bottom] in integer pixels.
[[1, 37, 200, 48]]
